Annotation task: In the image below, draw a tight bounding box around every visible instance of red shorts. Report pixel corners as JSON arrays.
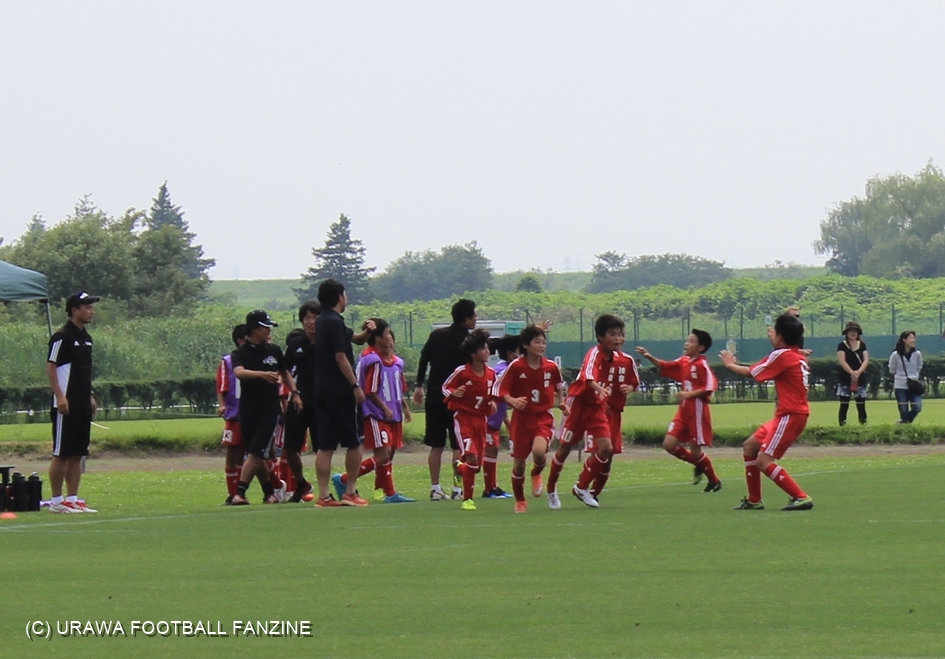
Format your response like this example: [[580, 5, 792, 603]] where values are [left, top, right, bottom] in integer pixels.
[[221, 420, 243, 447], [754, 414, 808, 459], [606, 407, 624, 454], [509, 411, 555, 460], [453, 412, 487, 460], [364, 417, 404, 450], [486, 428, 501, 449], [666, 403, 713, 447], [559, 401, 610, 449]]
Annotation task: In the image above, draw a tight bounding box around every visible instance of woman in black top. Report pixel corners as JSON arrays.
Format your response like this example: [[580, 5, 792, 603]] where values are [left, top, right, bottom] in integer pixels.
[[836, 322, 869, 425]]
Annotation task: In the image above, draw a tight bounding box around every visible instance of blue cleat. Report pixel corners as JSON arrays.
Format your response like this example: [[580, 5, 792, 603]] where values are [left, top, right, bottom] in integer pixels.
[[331, 474, 345, 500], [384, 492, 416, 503]]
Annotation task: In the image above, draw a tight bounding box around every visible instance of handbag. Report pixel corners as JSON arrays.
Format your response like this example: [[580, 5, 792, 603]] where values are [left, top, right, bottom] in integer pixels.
[[899, 354, 925, 396]]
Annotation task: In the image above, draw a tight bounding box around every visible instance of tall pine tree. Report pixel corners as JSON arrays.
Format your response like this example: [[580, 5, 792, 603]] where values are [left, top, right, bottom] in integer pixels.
[[296, 214, 374, 304], [145, 181, 215, 279]]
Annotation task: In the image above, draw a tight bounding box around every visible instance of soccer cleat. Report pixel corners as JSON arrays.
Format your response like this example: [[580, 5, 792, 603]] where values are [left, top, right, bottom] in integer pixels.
[[450, 487, 463, 501], [693, 465, 704, 485], [732, 497, 765, 510], [781, 496, 814, 511], [547, 491, 561, 510], [48, 502, 78, 514], [430, 488, 449, 501], [230, 494, 249, 506], [74, 501, 97, 513], [531, 474, 544, 497], [224, 495, 234, 506], [384, 492, 416, 503], [703, 480, 723, 493], [273, 481, 288, 503], [263, 493, 280, 504], [331, 474, 346, 500], [492, 488, 513, 499], [482, 489, 499, 499], [315, 494, 342, 508], [289, 481, 314, 503], [571, 485, 599, 508], [373, 488, 385, 502], [341, 491, 369, 507], [461, 498, 477, 511], [514, 500, 528, 513]]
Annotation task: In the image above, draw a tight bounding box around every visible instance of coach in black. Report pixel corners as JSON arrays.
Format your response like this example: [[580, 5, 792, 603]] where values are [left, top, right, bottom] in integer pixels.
[[412, 298, 477, 500], [230, 309, 301, 505], [46, 291, 100, 514], [312, 279, 367, 507]]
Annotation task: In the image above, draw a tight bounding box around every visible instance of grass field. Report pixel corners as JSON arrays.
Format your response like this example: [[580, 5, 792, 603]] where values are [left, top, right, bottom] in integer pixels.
[[2, 450, 945, 659], [3, 400, 945, 453]]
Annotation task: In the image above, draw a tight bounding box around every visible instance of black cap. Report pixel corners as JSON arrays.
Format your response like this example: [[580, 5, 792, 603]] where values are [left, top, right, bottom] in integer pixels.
[[65, 291, 101, 314], [246, 310, 278, 329], [842, 321, 863, 336]]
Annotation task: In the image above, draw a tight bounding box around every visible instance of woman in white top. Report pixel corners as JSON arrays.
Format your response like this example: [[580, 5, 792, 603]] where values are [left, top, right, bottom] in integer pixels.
[[887, 331, 923, 424]]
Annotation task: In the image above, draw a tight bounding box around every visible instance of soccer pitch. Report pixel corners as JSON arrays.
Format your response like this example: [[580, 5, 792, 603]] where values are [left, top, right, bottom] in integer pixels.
[[2, 452, 944, 659]]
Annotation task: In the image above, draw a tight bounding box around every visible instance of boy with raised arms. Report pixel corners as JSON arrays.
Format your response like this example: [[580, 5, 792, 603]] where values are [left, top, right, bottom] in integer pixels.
[[720, 313, 813, 511], [637, 329, 721, 493]]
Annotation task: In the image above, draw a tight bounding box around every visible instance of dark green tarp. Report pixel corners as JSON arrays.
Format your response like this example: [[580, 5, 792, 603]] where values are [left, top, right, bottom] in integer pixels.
[[0, 260, 48, 302]]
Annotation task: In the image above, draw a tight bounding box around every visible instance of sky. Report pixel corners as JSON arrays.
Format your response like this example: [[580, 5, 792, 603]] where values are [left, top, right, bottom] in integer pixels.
[[2, 1, 945, 280]]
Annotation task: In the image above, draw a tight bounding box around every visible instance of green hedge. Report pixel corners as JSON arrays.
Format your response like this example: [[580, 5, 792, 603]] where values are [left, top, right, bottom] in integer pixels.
[[0, 377, 217, 419]]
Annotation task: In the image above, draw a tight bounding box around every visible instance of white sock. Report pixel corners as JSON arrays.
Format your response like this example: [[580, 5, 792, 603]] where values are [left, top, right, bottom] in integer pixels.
[[66, 495, 77, 504], [52, 495, 63, 505]]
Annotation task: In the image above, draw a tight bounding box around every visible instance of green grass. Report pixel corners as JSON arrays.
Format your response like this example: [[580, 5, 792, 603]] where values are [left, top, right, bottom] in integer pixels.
[[2, 452, 945, 658], [3, 399, 945, 454]]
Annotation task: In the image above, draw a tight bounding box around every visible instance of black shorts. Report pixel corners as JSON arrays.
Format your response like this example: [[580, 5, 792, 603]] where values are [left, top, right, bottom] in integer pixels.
[[313, 395, 361, 452], [284, 404, 317, 453], [51, 408, 92, 458], [423, 398, 459, 450], [240, 413, 280, 459]]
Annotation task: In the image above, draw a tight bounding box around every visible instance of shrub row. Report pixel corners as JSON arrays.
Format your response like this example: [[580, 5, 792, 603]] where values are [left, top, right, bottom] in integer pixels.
[[0, 377, 217, 418]]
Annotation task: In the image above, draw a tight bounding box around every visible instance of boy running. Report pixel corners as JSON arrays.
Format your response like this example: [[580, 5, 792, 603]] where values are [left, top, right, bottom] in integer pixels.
[[720, 313, 813, 511], [637, 329, 721, 492], [482, 335, 519, 498], [334, 319, 415, 503], [493, 325, 565, 513], [547, 314, 639, 508], [443, 329, 496, 511]]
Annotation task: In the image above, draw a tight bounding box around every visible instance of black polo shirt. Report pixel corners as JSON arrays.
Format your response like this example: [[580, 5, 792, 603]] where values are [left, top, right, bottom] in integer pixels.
[[416, 323, 470, 396], [231, 341, 286, 417], [313, 308, 354, 398], [47, 320, 94, 410], [285, 332, 317, 407]]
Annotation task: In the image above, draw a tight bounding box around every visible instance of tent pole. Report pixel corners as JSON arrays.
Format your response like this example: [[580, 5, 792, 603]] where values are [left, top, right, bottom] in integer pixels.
[[45, 300, 53, 337]]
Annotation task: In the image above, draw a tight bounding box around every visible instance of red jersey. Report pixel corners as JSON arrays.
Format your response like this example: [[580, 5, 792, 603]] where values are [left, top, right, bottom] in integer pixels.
[[442, 363, 496, 416], [567, 346, 609, 406], [750, 347, 810, 416], [603, 351, 641, 411], [493, 355, 564, 414], [658, 354, 716, 413]]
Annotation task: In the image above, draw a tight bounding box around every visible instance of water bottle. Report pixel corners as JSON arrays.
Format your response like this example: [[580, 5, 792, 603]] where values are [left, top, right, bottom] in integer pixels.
[[27, 473, 42, 512]]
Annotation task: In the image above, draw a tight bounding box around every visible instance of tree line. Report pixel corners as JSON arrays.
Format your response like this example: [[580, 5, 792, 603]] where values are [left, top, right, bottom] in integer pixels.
[[3, 161, 945, 315]]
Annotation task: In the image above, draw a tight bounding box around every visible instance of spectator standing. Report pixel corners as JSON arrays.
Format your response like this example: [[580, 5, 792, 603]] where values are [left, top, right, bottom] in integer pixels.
[[836, 322, 869, 426], [888, 331, 923, 424]]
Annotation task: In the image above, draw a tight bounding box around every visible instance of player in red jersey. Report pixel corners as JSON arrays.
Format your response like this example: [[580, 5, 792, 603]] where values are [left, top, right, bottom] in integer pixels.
[[493, 325, 565, 513], [216, 324, 248, 504], [720, 312, 813, 511], [547, 315, 639, 508], [443, 329, 496, 511], [637, 329, 722, 493]]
